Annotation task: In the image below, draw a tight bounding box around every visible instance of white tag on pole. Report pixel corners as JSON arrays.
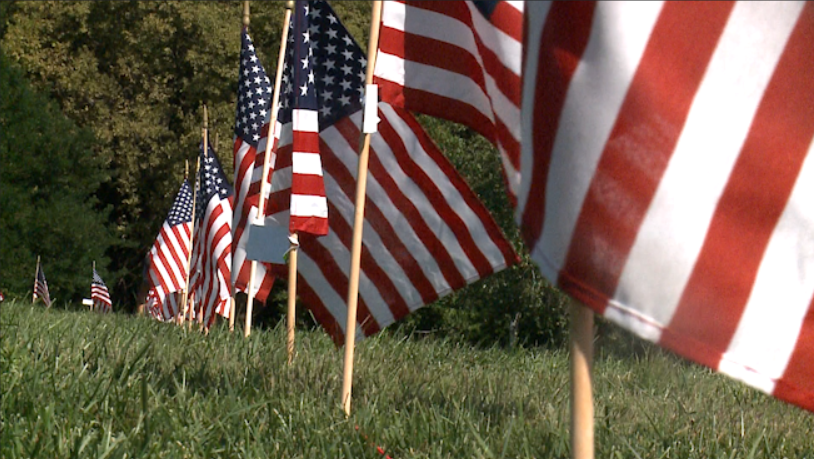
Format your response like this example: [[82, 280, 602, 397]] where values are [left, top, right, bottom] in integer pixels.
[[362, 84, 379, 133], [82, 298, 93, 306], [246, 221, 292, 263]]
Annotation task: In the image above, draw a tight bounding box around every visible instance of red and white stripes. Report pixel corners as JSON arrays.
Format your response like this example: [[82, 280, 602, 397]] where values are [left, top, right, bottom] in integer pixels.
[[522, 1, 814, 411]]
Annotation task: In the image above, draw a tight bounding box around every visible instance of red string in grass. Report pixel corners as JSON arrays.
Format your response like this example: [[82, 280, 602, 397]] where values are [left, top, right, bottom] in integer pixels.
[[355, 425, 393, 459]]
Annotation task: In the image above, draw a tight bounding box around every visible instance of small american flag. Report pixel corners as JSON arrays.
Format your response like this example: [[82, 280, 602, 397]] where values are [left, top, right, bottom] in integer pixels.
[[231, 27, 276, 303], [33, 258, 51, 307], [146, 179, 194, 321], [190, 142, 234, 329], [92, 267, 112, 313]]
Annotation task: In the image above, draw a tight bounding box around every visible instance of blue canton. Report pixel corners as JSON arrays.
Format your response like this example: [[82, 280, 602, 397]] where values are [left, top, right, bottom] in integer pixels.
[[166, 180, 193, 226], [234, 28, 272, 147], [278, 0, 366, 128], [196, 142, 234, 221]]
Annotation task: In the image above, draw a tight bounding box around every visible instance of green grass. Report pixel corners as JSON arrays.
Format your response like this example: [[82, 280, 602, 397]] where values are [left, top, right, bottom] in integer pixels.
[[2, 300, 812, 458]]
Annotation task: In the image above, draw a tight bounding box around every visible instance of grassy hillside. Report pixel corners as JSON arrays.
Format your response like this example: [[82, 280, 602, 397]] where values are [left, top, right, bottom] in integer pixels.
[[2, 301, 812, 458]]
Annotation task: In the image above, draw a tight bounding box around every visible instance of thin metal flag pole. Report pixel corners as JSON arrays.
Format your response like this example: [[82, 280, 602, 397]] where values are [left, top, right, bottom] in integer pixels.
[[341, 0, 383, 417], [569, 297, 595, 459], [199, 105, 210, 332], [33, 255, 40, 304], [244, 0, 294, 338], [180, 159, 198, 326], [187, 155, 201, 332]]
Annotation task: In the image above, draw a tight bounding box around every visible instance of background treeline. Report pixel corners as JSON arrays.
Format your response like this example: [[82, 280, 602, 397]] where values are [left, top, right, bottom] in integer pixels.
[[0, 1, 568, 348]]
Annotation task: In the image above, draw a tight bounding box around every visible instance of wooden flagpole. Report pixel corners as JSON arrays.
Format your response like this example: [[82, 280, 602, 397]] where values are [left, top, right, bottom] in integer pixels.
[[569, 297, 595, 459], [244, 0, 294, 338], [286, 233, 298, 364], [341, 0, 383, 417], [33, 255, 39, 304]]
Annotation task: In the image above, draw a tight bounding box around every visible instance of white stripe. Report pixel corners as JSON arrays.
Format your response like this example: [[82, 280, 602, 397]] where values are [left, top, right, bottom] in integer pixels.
[[722, 139, 814, 393], [293, 108, 319, 133], [609, 1, 802, 339], [376, 52, 495, 124], [298, 251, 353, 337], [290, 194, 328, 218], [292, 152, 325, 175], [464, 1, 522, 75], [379, 104, 509, 271], [531, 1, 664, 281]]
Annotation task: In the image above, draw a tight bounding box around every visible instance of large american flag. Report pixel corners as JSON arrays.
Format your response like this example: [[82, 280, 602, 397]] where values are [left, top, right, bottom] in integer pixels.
[[255, 0, 519, 345], [190, 142, 234, 330], [33, 259, 51, 307], [231, 27, 276, 303], [374, 0, 523, 204], [92, 267, 112, 313], [145, 179, 193, 321], [518, 1, 814, 413]]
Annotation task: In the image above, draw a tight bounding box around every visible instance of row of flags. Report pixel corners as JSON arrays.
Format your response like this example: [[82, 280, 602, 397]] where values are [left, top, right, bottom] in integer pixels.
[[139, 0, 814, 414], [31, 257, 111, 312], [143, 0, 518, 343]]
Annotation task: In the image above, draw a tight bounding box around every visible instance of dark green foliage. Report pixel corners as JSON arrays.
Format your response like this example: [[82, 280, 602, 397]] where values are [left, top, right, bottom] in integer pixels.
[[0, 50, 113, 304]]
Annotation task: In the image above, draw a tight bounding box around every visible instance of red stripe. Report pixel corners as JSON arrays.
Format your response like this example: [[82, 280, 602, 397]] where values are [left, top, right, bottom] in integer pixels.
[[377, 79, 498, 146], [154, 234, 182, 291], [560, 2, 734, 315], [520, 1, 596, 261], [663, 2, 814, 366], [334, 117, 468, 290], [320, 128, 435, 308], [377, 108, 496, 279], [394, 106, 519, 268], [491, 1, 523, 42], [320, 125, 440, 306], [293, 130, 320, 153], [290, 216, 329, 235], [167, 224, 189, 269], [291, 174, 327, 197]]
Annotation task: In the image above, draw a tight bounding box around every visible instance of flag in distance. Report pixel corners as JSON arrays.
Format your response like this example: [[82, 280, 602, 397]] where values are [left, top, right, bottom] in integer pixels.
[[145, 179, 194, 321], [231, 27, 276, 303], [257, 0, 519, 345], [92, 267, 112, 313], [190, 142, 234, 329], [33, 259, 51, 307], [374, 0, 523, 204], [520, 2, 814, 412]]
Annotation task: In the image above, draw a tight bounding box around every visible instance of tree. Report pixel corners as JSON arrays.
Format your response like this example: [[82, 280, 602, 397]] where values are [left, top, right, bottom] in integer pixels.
[[0, 50, 113, 304]]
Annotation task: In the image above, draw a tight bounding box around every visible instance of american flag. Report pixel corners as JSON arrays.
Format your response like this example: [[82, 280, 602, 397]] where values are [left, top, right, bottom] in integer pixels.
[[256, 0, 519, 345], [190, 142, 234, 330], [33, 259, 51, 307], [517, 2, 814, 412], [92, 267, 112, 313], [231, 27, 276, 303], [145, 179, 194, 321], [374, 0, 523, 204]]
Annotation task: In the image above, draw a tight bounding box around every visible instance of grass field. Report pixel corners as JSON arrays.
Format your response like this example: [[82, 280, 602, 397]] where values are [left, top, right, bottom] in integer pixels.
[[2, 300, 812, 458]]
